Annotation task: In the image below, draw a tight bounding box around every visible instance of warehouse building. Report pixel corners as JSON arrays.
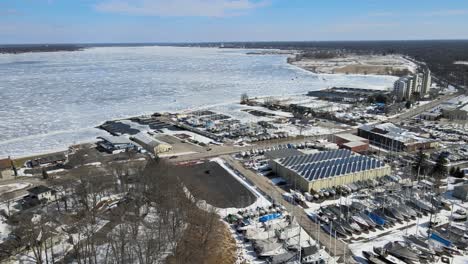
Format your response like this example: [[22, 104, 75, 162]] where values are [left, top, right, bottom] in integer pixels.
[[264, 148, 303, 160], [131, 132, 172, 154], [269, 149, 390, 192], [330, 133, 369, 153], [358, 123, 438, 152], [97, 136, 136, 154], [307, 87, 385, 103]]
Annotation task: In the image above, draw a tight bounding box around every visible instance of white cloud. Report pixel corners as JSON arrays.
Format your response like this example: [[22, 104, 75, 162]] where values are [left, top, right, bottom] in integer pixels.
[[94, 0, 270, 17]]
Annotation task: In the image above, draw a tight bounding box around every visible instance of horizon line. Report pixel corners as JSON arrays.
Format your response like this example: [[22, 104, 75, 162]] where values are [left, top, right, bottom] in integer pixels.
[[2, 39, 468, 46]]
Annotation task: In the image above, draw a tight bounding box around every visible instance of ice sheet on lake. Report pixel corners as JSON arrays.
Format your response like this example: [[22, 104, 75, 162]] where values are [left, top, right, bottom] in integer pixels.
[[0, 46, 397, 157]]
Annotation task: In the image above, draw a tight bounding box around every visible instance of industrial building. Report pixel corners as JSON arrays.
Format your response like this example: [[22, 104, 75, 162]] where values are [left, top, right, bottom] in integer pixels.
[[131, 132, 172, 154], [439, 96, 468, 121], [269, 149, 390, 192], [358, 123, 438, 152], [97, 136, 136, 154], [307, 87, 385, 103], [330, 133, 369, 153]]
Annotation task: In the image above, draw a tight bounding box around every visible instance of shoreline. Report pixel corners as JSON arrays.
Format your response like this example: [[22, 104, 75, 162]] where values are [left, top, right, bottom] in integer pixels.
[[0, 46, 396, 160], [286, 53, 416, 77]]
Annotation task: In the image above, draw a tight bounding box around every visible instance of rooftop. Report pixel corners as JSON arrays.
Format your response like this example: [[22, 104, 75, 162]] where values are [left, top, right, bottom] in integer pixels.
[[360, 123, 430, 144], [342, 141, 368, 148], [132, 132, 169, 147], [27, 185, 53, 195], [275, 149, 386, 182], [98, 135, 133, 145], [264, 148, 304, 160], [336, 133, 368, 143], [0, 158, 12, 170]]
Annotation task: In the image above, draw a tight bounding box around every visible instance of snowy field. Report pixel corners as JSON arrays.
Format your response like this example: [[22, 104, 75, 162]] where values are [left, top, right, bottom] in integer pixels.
[[0, 46, 396, 158], [454, 61, 468, 66]]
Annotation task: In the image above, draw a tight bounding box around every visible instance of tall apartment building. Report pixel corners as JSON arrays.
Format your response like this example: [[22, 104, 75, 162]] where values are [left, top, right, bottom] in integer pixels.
[[393, 69, 431, 100], [422, 69, 431, 95], [393, 76, 413, 99]]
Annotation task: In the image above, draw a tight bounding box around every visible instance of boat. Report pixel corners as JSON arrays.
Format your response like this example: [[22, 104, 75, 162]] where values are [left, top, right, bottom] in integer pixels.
[[348, 219, 362, 233], [399, 204, 417, 218], [452, 209, 467, 221], [387, 207, 405, 221], [363, 251, 386, 264], [411, 196, 434, 212], [429, 231, 453, 248], [403, 235, 436, 255], [307, 212, 329, 224], [352, 215, 370, 229], [359, 212, 377, 228], [367, 212, 386, 226], [322, 222, 348, 237], [336, 219, 355, 234], [384, 241, 420, 262], [351, 201, 365, 211], [373, 246, 407, 264], [374, 209, 397, 224]]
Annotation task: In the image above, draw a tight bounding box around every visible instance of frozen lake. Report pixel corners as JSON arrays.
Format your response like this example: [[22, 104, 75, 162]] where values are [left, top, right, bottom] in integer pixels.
[[0, 46, 397, 157]]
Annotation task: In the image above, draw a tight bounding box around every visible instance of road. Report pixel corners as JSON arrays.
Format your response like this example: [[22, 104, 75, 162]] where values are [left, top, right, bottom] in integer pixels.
[[172, 91, 459, 164], [172, 133, 332, 162], [222, 155, 351, 262], [165, 89, 462, 262], [387, 92, 460, 123]]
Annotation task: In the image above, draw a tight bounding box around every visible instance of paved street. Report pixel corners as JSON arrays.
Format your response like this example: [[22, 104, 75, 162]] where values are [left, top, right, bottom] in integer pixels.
[[163, 89, 464, 262], [222, 155, 352, 262]]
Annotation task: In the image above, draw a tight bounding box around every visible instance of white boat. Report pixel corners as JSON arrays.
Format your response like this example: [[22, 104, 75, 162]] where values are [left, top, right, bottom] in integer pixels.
[[352, 215, 369, 228], [452, 209, 467, 221]]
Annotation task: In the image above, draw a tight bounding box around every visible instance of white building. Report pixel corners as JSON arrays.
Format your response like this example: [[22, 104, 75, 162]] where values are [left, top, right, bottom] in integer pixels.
[[97, 136, 135, 154], [394, 76, 413, 99], [394, 70, 431, 100], [394, 78, 409, 99], [422, 69, 432, 95], [27, 185, 57, 201]]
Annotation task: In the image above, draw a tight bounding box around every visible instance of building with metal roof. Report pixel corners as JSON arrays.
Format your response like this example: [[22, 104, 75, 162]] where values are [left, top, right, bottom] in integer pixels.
[[358, 123, 438, 152], [131, 132, 172, 154], [97, 136, 135, 154], [264, 148, 303, 160], [269, 149, 390, 192]]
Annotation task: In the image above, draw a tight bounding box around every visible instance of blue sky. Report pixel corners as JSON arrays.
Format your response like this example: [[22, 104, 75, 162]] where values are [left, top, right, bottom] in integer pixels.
[[1, 0, 468, 43]]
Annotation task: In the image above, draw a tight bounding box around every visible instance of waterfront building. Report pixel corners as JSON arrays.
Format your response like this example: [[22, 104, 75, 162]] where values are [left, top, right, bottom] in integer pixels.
[[269, 149, 390, 192]]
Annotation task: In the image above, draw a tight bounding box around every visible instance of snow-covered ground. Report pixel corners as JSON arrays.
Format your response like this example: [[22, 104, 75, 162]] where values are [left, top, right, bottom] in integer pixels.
[[454, 61, 468, 66], [211, 157, 271, 218], [0, 46, 396, 158], [161, 128, 213, 144], [0, 183, 30, 194], [291, 54, 417, 75]]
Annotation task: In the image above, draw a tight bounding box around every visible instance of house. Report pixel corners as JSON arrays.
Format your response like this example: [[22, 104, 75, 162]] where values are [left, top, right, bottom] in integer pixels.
[[26, 185, 57, 201], [97, 136, 135, 154], [28, 153, 67, 168], [0, 157, 15, 180]]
